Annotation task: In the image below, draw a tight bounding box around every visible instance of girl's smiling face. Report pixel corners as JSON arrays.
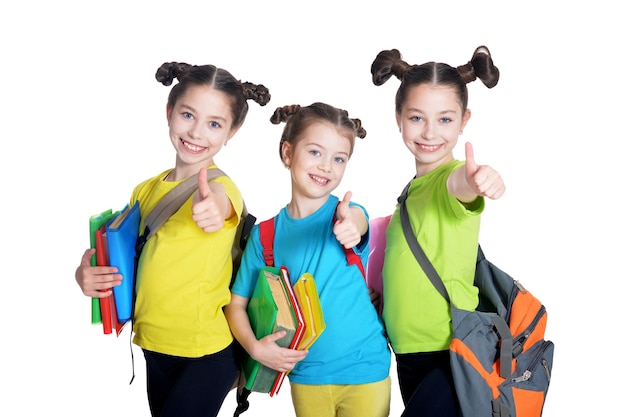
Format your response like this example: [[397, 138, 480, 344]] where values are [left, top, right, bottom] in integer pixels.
[[397, 83, 471, 176], [282, 121, 352, 202], [166, 85, 239, 179]]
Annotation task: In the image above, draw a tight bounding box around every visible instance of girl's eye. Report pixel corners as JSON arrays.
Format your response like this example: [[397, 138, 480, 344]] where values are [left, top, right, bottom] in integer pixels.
[[183, 112, 194, 120], [209, 121, 221, 128], [410, 116, 423, 122], [440, 117, 452, 123], [334, 157, 346, 164], [309, 150, 320, 157]]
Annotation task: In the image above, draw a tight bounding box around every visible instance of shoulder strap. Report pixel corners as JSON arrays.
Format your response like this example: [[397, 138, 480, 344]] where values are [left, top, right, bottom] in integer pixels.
[[136, 168, 227, 254], [257, 203, 365, 277], [258, 217, 275, 267], [345, 247, 365, 278], [397, 179, 451, 303]]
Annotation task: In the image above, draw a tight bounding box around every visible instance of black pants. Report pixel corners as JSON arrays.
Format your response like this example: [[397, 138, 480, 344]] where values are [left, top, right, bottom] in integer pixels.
[[396, 350, 460, 417], [143, 343, 238, 417]]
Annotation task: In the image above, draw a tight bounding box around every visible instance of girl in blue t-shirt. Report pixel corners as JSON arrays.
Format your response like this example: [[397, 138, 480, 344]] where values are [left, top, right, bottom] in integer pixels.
[[226, 102, 391, 417]]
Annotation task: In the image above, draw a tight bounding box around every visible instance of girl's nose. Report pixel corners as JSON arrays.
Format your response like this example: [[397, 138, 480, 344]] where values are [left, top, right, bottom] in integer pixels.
[[317, 158, 331, 173], [422, 121, 437, 140], [188, 122, 202, 139]]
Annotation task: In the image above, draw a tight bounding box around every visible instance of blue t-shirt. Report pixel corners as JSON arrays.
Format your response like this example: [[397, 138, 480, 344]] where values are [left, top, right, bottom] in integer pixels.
[[231, 195, 391, 385]]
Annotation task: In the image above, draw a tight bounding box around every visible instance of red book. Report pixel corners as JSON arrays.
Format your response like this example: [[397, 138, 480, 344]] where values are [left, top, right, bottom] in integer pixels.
[[95, 226, 127, 336], [89, 209, 118, 324], [110, 287, 127, 337], [269, 266, 306, 397], [95, 227, 114, 335]]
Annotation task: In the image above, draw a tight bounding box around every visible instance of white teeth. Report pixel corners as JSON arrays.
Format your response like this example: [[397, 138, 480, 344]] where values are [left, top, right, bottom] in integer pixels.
[[311, 175, 329, 184], [182, 139, 203, 152]]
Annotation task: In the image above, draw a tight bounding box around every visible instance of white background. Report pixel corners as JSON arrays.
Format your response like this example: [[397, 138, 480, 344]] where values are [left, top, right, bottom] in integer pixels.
[[1, 1, 623, 416]]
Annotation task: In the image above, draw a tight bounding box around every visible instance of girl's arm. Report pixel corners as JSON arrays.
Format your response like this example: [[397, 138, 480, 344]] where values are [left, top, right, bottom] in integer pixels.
[[448, 142, 506, 204], [333, 191, 368, 248], [192, 168, 235, 233], [225, 294, 308, 373]]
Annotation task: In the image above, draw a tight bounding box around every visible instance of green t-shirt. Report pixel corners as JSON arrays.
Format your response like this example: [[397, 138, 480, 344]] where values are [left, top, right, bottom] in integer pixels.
[[382, 160, 484, 354]]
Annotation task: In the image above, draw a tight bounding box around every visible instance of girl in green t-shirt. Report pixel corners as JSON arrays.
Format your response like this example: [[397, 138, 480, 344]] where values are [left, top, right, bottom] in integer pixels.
[[370, 46, 506, 417]]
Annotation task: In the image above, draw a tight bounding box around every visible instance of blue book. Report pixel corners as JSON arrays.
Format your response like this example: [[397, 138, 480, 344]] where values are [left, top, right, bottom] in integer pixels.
[[106, 201, 141, 323]]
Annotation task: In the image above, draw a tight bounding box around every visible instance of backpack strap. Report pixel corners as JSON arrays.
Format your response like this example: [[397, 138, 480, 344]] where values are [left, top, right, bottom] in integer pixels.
[[345, 247, 365, 278], [397, 179, 450, 302], [259, 217, 275, 267], [258, 203, 365, 278], [135, 168, 228, 255]]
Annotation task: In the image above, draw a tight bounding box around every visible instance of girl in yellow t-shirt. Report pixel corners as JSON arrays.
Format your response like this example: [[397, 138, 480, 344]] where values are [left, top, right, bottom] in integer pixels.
[[75, 62, 270, 417]]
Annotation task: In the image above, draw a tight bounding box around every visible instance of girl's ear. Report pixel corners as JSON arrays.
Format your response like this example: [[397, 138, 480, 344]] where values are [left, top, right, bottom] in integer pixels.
[[281, 141, 293, 167], [166, 104, 172, 126], [460, 109, 472, 134]]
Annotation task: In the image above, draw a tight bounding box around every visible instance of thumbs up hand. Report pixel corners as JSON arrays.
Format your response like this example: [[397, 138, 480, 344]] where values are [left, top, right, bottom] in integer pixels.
[[333, 191, 364, 249], [463, 142, 506, 200], [192, 168, 225, 232]]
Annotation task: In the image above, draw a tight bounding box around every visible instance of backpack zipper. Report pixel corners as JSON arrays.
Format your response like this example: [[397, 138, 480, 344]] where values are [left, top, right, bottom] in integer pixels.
[[512, 305, 546, 357], [511, 340, 553, 383], [542, 358, 551, 382]]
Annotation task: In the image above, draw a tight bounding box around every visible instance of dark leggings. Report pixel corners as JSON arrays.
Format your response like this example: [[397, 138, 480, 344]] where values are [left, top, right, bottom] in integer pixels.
[[396, 350, 460, 417], [143, 343, 238, 417]]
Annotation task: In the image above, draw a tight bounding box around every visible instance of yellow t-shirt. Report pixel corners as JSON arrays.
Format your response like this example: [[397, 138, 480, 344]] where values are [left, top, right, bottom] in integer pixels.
[[131, 167, 243, 358]]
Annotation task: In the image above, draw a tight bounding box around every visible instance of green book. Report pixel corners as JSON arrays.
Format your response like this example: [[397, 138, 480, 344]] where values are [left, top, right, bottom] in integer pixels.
[[243, 266, 298, 393], [88, 208, 119, 324]]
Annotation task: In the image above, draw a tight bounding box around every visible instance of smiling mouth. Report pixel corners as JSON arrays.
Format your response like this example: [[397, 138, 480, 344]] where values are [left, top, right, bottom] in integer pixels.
[[416, 143, 442, 152], [310, 174, 330, 185], [181, 138, 206, 152]]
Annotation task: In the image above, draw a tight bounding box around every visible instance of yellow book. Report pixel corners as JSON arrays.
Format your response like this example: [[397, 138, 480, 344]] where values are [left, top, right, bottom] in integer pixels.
[[293, 273, 325, 350]]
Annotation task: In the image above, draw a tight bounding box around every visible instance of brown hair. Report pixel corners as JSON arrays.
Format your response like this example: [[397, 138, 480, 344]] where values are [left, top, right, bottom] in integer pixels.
[[270, 102, 366, 164], [155, 62, 271, 129], [370, 46, 499, 115]]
